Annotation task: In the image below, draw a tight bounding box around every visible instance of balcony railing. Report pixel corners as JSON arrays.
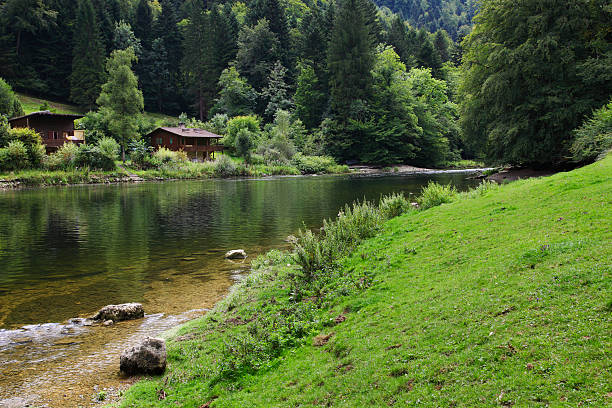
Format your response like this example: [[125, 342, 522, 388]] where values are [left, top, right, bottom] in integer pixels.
[[179, 145, 224, 153]]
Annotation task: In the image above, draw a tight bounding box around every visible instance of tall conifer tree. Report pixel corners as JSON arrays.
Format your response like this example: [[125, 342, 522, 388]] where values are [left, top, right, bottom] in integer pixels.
[[70, 0, 106, 110]]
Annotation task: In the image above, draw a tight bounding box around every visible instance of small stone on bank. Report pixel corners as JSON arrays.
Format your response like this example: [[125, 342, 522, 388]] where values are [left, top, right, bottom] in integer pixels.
[[225, 249, 247, 259], [120, 337, 166, 375], [103, 320, 114, 326]]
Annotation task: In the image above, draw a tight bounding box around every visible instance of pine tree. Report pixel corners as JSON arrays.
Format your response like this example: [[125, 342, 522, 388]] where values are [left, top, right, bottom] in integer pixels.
[[328, 0, 377, 117], [294, 61, 326, 129], [96, 47, 144, 162], [262, 61, 293, 120], [134, 0, 153, 48], [433, 29, 452, 63], [236, 18, 281, 92], [70, 0, 106, 110], [386, 15, 417, 68], [326, 0, 379, 160]]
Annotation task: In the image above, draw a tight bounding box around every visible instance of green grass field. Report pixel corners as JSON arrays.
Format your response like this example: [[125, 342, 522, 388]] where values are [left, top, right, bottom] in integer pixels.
[[117, 156, 611, 407]]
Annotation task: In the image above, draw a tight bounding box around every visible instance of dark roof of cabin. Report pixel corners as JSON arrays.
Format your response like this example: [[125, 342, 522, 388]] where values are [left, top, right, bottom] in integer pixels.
[[150, 126, 222, 138], [9, 110, 84, 122]]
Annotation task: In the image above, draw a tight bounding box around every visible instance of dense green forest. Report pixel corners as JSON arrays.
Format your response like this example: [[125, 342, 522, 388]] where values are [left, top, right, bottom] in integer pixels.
[[0, 0, 610, 168]]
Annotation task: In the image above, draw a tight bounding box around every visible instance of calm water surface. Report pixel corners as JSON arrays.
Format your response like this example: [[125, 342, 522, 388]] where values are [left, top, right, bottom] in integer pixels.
[[0, 172, 480, 406]]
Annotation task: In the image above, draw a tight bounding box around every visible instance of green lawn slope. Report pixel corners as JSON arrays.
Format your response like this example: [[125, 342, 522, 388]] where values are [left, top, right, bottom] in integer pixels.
[[119, 156, 611, 407]]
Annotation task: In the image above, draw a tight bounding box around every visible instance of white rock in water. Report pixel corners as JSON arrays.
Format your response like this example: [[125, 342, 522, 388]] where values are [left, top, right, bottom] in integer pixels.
[[225, 249, 247, 259], [93, 303, 144, 322], [120, 337, 166, 375]]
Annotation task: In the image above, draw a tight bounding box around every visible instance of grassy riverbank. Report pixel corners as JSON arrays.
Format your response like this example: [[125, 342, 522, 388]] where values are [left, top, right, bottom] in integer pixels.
[[0, 155, 350, 188], [116, 155, 611, 407]]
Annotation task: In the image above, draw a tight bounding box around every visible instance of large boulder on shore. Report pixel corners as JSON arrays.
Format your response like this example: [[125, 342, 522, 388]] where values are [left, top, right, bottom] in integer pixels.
[[225, 249, 247, 259], [93, 303, 144, 322], [120, 337, 166, 375]]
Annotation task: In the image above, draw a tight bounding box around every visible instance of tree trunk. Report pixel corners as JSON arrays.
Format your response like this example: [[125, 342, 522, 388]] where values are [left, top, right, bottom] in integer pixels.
[[122, 144, 126, 163], [16, 31, 22, 57]]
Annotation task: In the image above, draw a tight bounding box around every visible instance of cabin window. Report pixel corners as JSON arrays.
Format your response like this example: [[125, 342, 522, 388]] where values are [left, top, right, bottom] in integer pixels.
[[169, 137, 173, 145], [157, 137, 162, 145]]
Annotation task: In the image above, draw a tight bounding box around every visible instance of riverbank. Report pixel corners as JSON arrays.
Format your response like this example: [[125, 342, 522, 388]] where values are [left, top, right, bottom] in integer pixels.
[[116, 155, 611, 407], [0, 160, 350, 190]]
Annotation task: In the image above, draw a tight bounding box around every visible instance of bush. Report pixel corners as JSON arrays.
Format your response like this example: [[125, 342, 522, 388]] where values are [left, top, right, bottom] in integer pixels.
[[45, 142, 79, 170], [214, 155, 238, 177], [571, 100, 612, 163], [235, 128, 254, 163], [0, 140, 29, 171], [74, 144, 116, 170], [0, 127, 45, 167], [379, 193, 411, 219], [128, 139, 153, 169], [417, 182, 457, 210], [97, 137, 120, 161], [153, 147, 187, 164], [291, 153, 337, 174], [225, 115, 260, 148]]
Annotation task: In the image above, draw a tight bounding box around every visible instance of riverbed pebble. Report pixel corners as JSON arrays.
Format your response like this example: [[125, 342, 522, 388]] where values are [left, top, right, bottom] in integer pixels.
[[225, 249, 247, 259]]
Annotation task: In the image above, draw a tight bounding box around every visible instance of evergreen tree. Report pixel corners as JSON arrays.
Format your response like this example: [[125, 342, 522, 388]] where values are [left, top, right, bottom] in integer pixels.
[[460, 0, 612, 166], [149, 38, 171, 113], [294, 61, 326, 130], [433, 29, 452, 63], [70, 0, 106, 110], [415, 28, 443, 77], [326, 0, 378, 160], [134, 0, 153, 48], [262, 61, 293, 120], [97, 47, 144, 162], [236, 18, 281, 93], [183, 4, 239, 119], [385, 15, 417, 68], [113, 20, 142, 55], [246, 0, 290, 61]]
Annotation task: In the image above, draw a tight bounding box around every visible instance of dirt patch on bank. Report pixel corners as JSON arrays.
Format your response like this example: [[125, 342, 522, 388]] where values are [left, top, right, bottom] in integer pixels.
[[487, 168, 557, 183]]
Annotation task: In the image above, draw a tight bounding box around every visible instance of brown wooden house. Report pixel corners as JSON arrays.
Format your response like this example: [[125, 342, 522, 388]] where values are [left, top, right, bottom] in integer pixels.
[[9, 111, 85, 153], [148, 126, 224, 161]]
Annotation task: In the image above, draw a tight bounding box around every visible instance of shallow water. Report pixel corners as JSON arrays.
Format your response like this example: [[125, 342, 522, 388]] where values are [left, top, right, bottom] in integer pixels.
[[0, 172, 480, 407]]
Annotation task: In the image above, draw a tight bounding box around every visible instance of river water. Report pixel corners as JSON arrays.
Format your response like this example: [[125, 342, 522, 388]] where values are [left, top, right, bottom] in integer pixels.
[[0, 172, 480, 407]]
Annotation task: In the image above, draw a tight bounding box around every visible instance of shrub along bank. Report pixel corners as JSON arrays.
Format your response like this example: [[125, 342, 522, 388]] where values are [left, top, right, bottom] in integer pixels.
[[118, 155, 611, 407]]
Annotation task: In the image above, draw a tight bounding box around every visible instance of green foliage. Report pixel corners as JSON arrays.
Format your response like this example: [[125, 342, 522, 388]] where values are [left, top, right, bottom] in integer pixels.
[[0, 126, 45, 168], [460, 0, 612, 167], [293, 61, 326, 130], [96, 137, 120, 161], [261, 61, 293, 120], [153, 147, 187, 164], [225, 115, 261, 148], [213, 154, 238, 177], [236, 18, 281, 92], [571, 100, 612, 163], [69, 0, 105, 110], [128, 139, 153, 169], [213, 67, 257, 118], [45, 142, 79, 170], [73, 143, 116, 171], [183, 3, 238, 119], [416, 181, 457, 209], [0, 77, 24, 117], [0, 140, 29, 171], [235, 128, 255, 163], [96, 47, 144, 161], [290, 153, 337, 174], [379, 192, 411, 219]]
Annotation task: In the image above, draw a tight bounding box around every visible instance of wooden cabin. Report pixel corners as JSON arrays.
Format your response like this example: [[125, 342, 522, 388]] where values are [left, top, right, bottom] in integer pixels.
[[9, 111, 85, 153], [148, 126, 224, 161]]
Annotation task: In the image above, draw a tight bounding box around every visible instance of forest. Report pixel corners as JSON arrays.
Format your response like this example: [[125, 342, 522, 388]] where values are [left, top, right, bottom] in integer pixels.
[[0, 0, 610, 168]]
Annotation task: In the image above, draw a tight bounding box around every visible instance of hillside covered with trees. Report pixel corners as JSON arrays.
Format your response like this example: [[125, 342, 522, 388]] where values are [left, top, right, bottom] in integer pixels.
[[0, 0, 610, 169]]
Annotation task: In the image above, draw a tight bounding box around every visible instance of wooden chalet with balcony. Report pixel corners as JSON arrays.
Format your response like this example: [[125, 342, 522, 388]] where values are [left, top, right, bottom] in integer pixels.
[[8, 111, 85, 153], [148, 126, 224, 161]]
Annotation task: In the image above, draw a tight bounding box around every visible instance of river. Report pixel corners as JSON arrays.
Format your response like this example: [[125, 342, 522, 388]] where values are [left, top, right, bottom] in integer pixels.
[[0, 172, 480, 407]]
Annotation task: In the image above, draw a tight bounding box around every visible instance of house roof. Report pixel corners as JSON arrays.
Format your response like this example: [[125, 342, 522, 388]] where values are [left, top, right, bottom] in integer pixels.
[[8, 110, 84, 122], [151, 126, 222, 139]]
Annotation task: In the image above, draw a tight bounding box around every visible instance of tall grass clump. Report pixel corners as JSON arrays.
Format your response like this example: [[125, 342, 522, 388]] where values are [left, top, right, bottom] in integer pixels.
[[379, 192, 411, 219], [214, 155, 238, 177], [417, 182, 457, 209]]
